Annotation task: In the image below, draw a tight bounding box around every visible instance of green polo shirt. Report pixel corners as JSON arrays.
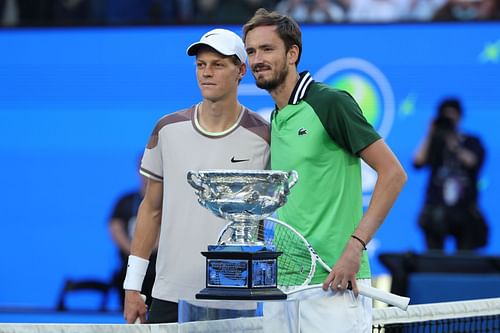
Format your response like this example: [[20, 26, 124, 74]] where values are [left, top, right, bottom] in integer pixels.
[[272, 72, 380, 284]]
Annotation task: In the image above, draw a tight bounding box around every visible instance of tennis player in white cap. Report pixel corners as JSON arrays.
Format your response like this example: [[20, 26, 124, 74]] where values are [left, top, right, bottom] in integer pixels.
[[123, 28, 270, 324]]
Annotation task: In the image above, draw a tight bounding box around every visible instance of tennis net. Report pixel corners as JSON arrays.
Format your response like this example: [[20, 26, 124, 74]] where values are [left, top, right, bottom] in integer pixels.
[[1, 297, 499, 333], [372, 297, 500, 332]]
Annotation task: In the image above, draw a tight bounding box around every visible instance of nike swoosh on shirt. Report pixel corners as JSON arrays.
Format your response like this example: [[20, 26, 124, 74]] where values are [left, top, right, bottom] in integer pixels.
[[231, 156, 250, 163]]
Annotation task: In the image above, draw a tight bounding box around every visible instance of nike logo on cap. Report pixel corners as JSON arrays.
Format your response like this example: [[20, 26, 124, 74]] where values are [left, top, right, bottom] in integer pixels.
[[231, 156, 250, 163]]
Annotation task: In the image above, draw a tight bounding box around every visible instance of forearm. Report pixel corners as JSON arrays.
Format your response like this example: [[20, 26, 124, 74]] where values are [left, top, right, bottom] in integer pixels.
[[323, 140, 406, 293], [124, 179, 162, 294], [354, 161, 407, 245], [130, 200, 161, 259], [123, 200, 161, 293]]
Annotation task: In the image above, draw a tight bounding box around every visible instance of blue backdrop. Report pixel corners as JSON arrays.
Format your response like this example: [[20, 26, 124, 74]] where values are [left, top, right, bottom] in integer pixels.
[[0, 23, 499, 311]]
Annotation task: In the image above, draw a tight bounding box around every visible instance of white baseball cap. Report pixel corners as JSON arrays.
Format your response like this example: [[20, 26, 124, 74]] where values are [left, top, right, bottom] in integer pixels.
[[186, 28, 247, 63]]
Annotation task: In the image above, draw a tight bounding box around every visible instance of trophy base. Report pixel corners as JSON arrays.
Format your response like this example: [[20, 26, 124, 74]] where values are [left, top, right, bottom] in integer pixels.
[[199, 249, 286, 300], [196, 287, 287, 300]]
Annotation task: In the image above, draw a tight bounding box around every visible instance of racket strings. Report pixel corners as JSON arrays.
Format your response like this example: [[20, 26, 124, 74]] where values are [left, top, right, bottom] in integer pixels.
[[216, 221, 314, 287], [259, 221, 313, 287]]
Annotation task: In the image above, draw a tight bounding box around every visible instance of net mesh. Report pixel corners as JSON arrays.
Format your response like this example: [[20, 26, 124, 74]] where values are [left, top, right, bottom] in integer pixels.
[[1, 298, 499, 333], [372, 297, 500, 333]]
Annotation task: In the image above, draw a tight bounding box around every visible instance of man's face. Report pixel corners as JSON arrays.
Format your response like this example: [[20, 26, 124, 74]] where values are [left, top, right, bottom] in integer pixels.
[[442, 107, 461, 126], [195, 49, 244, 102], [245, 26, 290, 91]]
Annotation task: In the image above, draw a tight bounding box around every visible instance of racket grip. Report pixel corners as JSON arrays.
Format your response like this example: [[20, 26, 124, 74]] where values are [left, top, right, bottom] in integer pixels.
[[358, 284, 410, 310], [133, 294, 147, 324]]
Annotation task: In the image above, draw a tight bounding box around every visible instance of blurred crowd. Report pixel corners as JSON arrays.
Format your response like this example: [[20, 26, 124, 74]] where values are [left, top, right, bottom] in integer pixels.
[[0, 0, 499, 26]]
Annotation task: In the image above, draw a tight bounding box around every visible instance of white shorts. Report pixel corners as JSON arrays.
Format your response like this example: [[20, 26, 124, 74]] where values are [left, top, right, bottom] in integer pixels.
[[263, 279, 372, 333]]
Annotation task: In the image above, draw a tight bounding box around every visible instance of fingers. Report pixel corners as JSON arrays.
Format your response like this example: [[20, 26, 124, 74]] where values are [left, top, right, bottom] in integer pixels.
[[125, 306, 148, 324], [322, 273, 351, 292], [124, 291, 148, 324], [322, 272, 330, 290], [322, 269, 360, 296], [322, 269, 336, 291], [139, 312, 148, 324], [124, 310, 138, 324], [349, 280, 359, 297], [134, 312, 147, 324], [322, 242, 362, 293], [332, 278, 351, 292]]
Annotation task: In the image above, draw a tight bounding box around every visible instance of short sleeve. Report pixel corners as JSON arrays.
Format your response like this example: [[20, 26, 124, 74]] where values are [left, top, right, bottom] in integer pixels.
[[310, 86, 381, 155]]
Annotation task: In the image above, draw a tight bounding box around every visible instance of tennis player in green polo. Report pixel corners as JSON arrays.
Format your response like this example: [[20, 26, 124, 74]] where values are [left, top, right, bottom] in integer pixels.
[[244, 9, 407, 333]]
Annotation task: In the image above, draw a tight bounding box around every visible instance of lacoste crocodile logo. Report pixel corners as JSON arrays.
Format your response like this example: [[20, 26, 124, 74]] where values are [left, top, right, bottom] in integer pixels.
[[298, 128, 308, 136], [231, 156, 250, 163]]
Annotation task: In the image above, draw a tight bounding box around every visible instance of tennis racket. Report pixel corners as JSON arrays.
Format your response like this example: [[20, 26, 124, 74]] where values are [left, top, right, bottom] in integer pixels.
[[217, 217, 410, 310]]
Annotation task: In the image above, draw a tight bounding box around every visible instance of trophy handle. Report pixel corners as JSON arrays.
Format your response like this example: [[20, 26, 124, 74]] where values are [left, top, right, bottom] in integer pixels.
[[187, 171, 204, 191], [283, 170, 299, 194], [288, 170, 298, 188]]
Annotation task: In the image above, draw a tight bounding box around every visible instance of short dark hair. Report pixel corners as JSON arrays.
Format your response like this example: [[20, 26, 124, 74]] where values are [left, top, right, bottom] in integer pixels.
[[243, 8, 302, 66], [438, 98, 463, 117]]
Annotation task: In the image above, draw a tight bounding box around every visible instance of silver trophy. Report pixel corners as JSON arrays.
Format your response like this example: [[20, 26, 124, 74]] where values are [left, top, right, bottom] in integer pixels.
[[187, 169, 298, 300]]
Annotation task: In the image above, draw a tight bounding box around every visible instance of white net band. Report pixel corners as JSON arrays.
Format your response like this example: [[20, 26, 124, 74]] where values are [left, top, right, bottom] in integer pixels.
[[373, 297, 500, 326], [2, 298, 500, 332], [0, 318, 261, 333]]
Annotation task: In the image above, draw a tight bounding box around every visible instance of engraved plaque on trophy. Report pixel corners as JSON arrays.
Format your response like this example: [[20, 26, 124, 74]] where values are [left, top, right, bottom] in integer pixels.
[[187, 169, 298, 300]]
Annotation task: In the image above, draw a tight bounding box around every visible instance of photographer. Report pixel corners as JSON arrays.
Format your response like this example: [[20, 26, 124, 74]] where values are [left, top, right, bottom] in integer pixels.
[[413, 98, 488, 252]]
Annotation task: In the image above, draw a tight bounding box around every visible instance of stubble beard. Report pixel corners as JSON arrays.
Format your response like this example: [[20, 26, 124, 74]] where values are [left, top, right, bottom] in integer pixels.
[[254, 62, 289, 92]]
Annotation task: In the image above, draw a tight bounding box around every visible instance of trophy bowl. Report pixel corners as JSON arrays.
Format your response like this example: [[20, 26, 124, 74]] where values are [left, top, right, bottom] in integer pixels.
[[187, 169, 298, 223]]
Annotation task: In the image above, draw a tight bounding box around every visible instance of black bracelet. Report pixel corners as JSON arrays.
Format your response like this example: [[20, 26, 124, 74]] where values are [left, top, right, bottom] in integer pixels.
[[351, 234, 367, 250]]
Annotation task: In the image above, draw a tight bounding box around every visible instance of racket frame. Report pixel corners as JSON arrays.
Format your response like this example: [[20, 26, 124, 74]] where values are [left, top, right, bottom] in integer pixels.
[[217, 217, 410, 310]]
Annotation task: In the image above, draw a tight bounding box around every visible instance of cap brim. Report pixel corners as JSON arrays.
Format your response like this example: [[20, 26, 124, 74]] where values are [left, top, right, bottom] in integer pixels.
[[186, 42, 203, 56], [186, 41, 234, 57]]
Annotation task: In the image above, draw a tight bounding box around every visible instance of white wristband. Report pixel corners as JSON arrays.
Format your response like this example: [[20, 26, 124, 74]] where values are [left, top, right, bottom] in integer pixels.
[[123, 255, 149, 291]]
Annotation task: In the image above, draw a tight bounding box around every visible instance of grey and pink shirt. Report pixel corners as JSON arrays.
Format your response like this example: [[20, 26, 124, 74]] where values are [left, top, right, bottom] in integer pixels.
[[140, 103, 270, 303]]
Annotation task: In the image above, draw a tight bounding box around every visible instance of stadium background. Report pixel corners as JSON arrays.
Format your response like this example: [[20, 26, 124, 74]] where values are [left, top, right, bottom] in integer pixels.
[[0, 22, 499, 313]]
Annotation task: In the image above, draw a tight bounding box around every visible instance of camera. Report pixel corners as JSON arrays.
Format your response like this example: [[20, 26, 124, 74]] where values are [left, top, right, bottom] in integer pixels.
[[433, 115, 456, 133]]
